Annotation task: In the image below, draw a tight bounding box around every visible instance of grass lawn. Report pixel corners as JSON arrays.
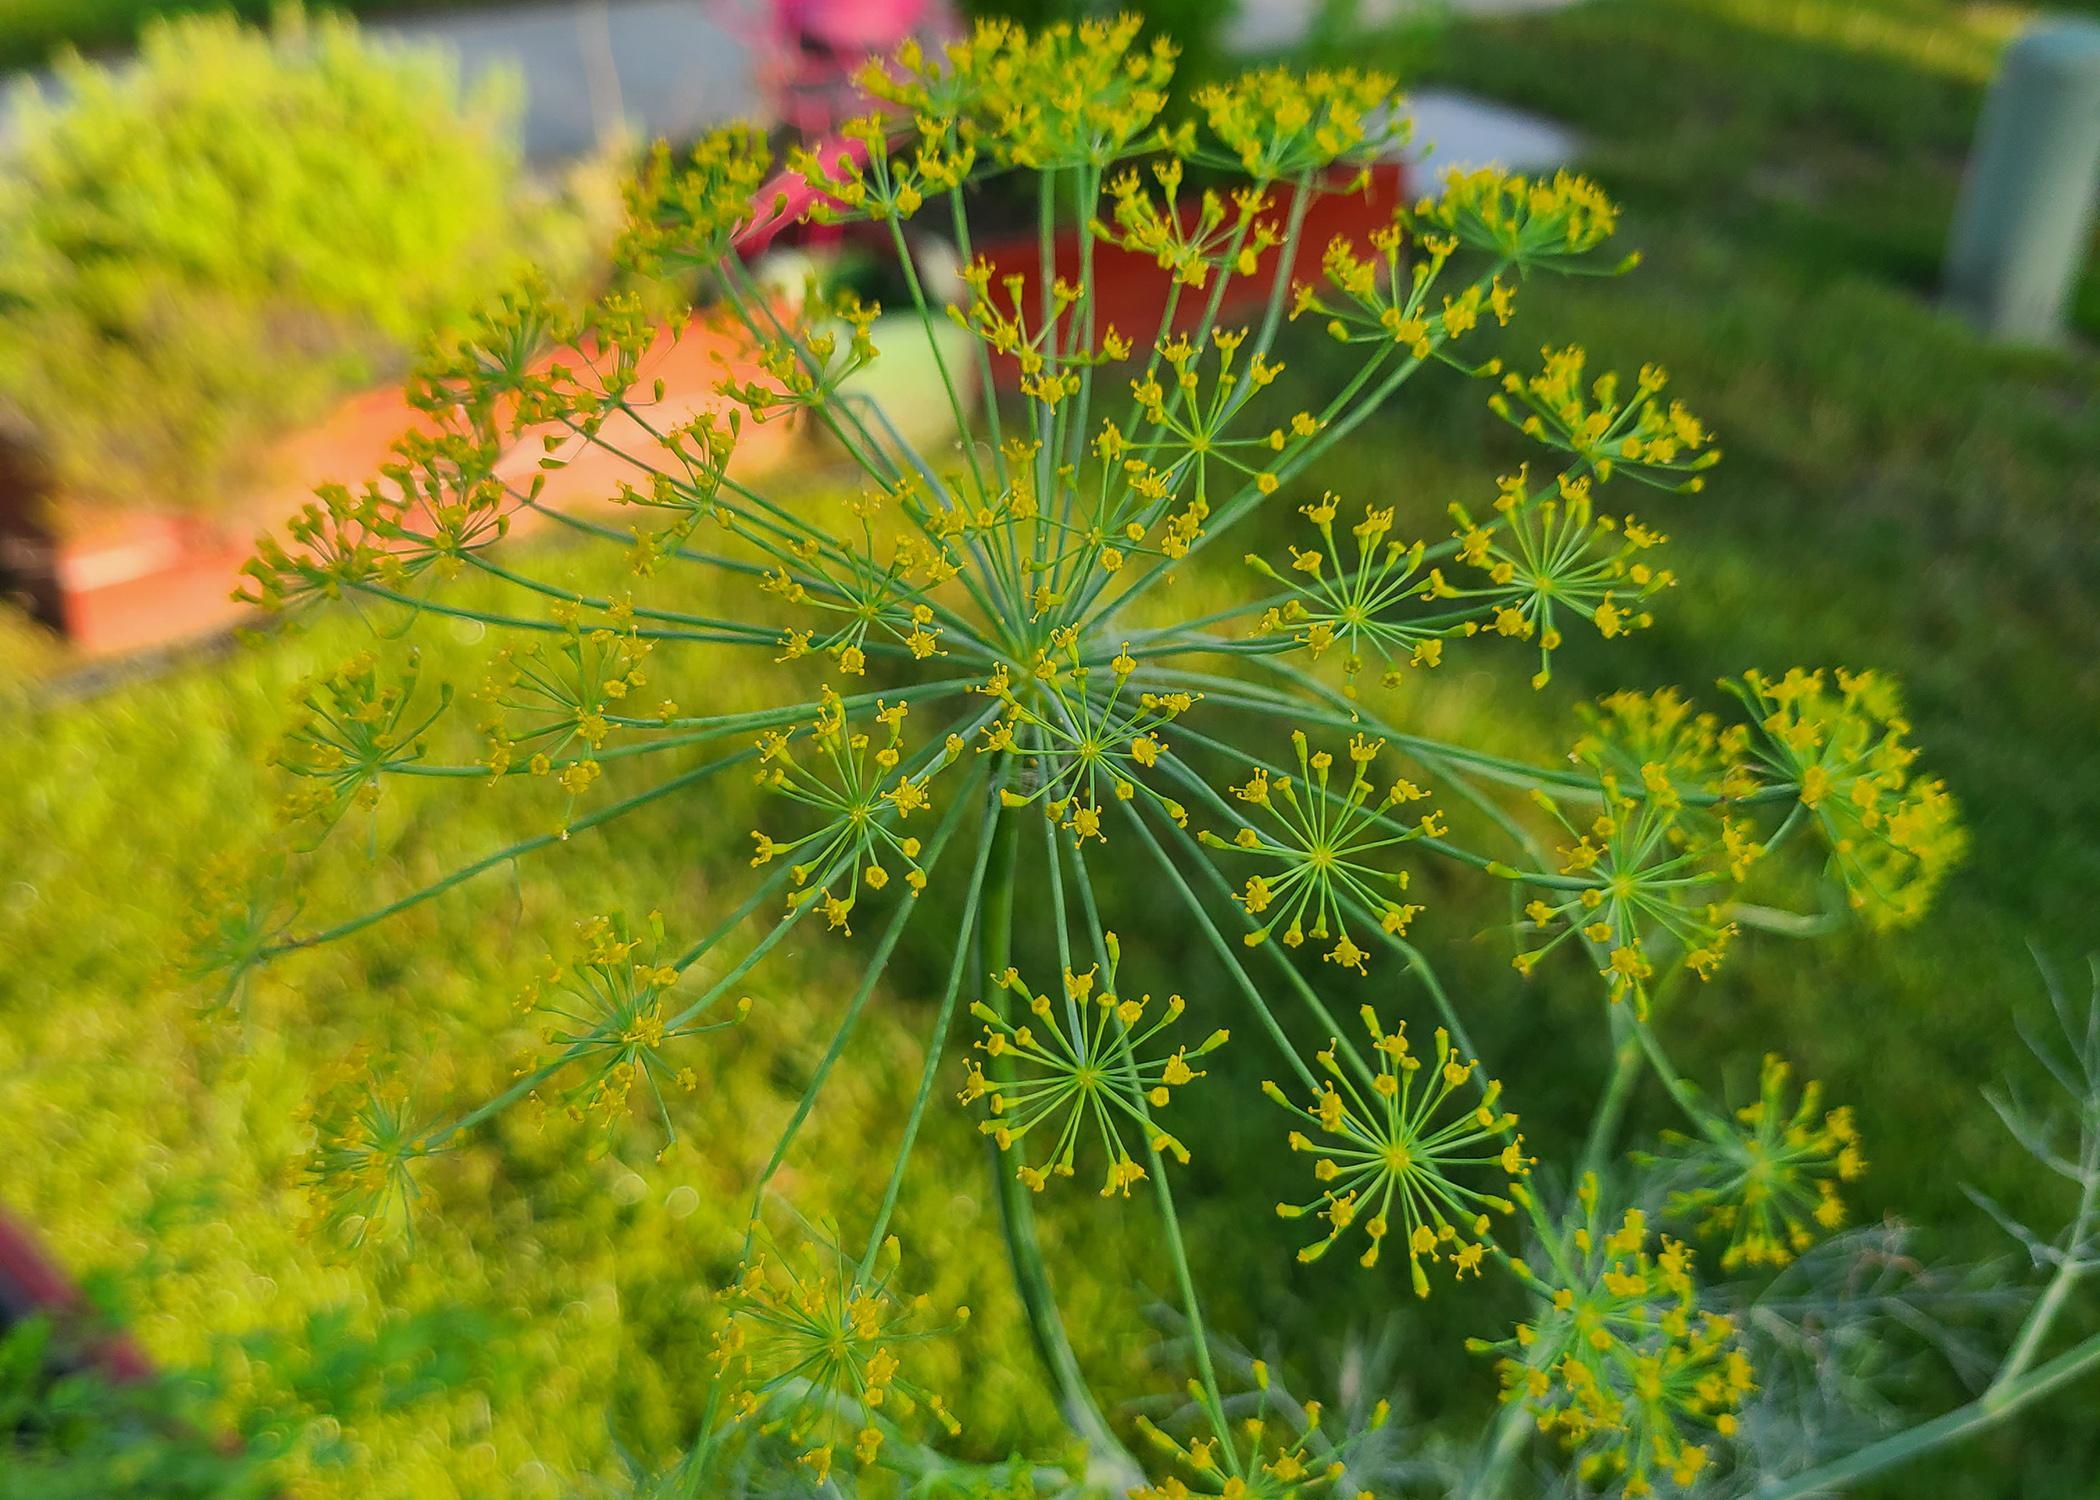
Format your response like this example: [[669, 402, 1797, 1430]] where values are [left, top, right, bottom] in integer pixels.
[[1283, 0, 2100, 1489], [1389, 0, 2100, 1234]]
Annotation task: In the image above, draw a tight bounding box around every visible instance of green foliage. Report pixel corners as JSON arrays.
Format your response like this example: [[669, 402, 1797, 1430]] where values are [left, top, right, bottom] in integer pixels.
[[0, 1316, 281, 1500], [0, 7, 548, 513], [0, 537, 1136, 1496]]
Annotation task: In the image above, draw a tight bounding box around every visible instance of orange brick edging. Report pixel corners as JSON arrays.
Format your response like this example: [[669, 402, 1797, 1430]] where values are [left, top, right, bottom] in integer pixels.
[[50, 318, 793, 658]]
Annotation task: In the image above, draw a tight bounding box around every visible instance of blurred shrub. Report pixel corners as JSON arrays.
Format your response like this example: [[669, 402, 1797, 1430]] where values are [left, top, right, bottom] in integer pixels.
[[0, 7, 555, 518], [0, 1315, 286, 1500]]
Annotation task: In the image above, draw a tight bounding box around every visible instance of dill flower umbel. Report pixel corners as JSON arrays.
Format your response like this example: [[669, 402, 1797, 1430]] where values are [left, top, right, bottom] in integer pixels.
[[1509, 769, 1757, 1015], [1264, 1006, 1526, 1290], [1133, 1361, 1389, 1499], [1643, 1053, 1865, 1269], [1200, 731, 1437, 972], [1246, 492, 1473, 695], [1568, 687, 1757, 807], [1474, 1174, 1754, 1497], [980, 642, 1195, 843], [1727, 667, 1964, 927], [304, 1081, 439, 1248], [749, 688, 966, 930], [277, 649, 450, 834], [961, 933, 1228, 1195], [214, 18, 1971, 1495], [719, 1230, 964, 1484], [520, 910, 751, 1140]]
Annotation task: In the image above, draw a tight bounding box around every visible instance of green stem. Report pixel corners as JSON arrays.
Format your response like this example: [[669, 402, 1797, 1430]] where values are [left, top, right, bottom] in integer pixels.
[[980, 807, 1139, 1482], [267, 747, 753, 957], [1992, 1144, 2097, 1392], [861, 767, 1009, 1267], [1751, 1328, 2100, 1500]]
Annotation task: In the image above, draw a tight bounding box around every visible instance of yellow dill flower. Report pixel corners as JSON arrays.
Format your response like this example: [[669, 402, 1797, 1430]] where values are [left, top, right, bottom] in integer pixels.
[[304, 1079, 438, 1249], [1200, 731, 1435, 971], [213, 22, 1952, 1494], [1471, 1175, 1754, 1498], [1446, 463, 1678, 689], [1291, 198, 1515, 359], [724, 484, 951, 674], [1510, 768, 1758, 1015], [1490, 350, 1718, 492], [750, 688, 962, 929], [1099, 161, 1282, 290], [719, 1228, 964, 1485], [177, 851, 296, 1011], [962, 933, 1227, 1196], [1570, 686, 1757, 806], [275, 649, 450, 834], [968, 16, 1174, 171], [979, 639, 1195, 843], [1188, 65, 1408, 182], [1264, 1008, 1525, 1290], [1132, 1361, 1389, 1499], [1120, 328, 1313, 518], [1643, 1053, 1864, 1269], [1412, 167, 1621, 267], [621, 124, 775, 275], [476, 625, 648, 784], [1245, 495, 1477, 695], [521, 910, 750, 1141], [1725, 667, 1964, 928]]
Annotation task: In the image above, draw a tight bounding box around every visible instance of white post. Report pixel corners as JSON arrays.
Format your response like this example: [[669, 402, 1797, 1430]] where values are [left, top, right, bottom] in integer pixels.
[[1943, 19, 2100, 344]]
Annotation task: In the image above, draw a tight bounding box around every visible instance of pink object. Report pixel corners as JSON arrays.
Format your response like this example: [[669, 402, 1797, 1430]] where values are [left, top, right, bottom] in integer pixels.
[[778, 0, 932, 51], [756, 0, 953, 141], [735, 132, 873, 255], [35, 315, 796, 659], [0, 1206, 151, 1384]]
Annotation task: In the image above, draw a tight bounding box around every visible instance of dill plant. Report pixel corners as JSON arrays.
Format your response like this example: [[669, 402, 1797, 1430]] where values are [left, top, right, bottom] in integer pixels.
[[208, 17, 2100, 1498]]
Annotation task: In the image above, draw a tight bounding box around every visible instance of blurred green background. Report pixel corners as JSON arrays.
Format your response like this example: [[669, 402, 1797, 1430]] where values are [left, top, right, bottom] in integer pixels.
[[2, 0, 2098, 1495]]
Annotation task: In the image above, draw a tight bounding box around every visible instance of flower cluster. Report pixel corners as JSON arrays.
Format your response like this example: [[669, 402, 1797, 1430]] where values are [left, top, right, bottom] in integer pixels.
[[1475, 1175, 1754, 1496], [979, 645, 1194, 844], [960, 932, 1227, 1195], [1569, 687, 1757, 808], [276, 650, 450, 835], [1511, 769, 1759, 1015], [476, 620, 651, 793], [1291, 213, 1518, 357], [1415, 167, 1622, 268], [518, 910, 749, 1139], [1448, 464, 1675, 689], [304, 1080, 438, 1249], [1133, 1361, 1390, 1499], [1645, 1053, 1864, 1269], [1727, 667, 1964, 927], [750, 689, 964, 931], [718, 1230, 963, 1484], [1200, 731, 1439, 972], [1246, 493, 1470, 695], [1489, 350, 1718, 490], [1264, 1007, 1527, 1291], [215, 20, 1968, 1499]]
